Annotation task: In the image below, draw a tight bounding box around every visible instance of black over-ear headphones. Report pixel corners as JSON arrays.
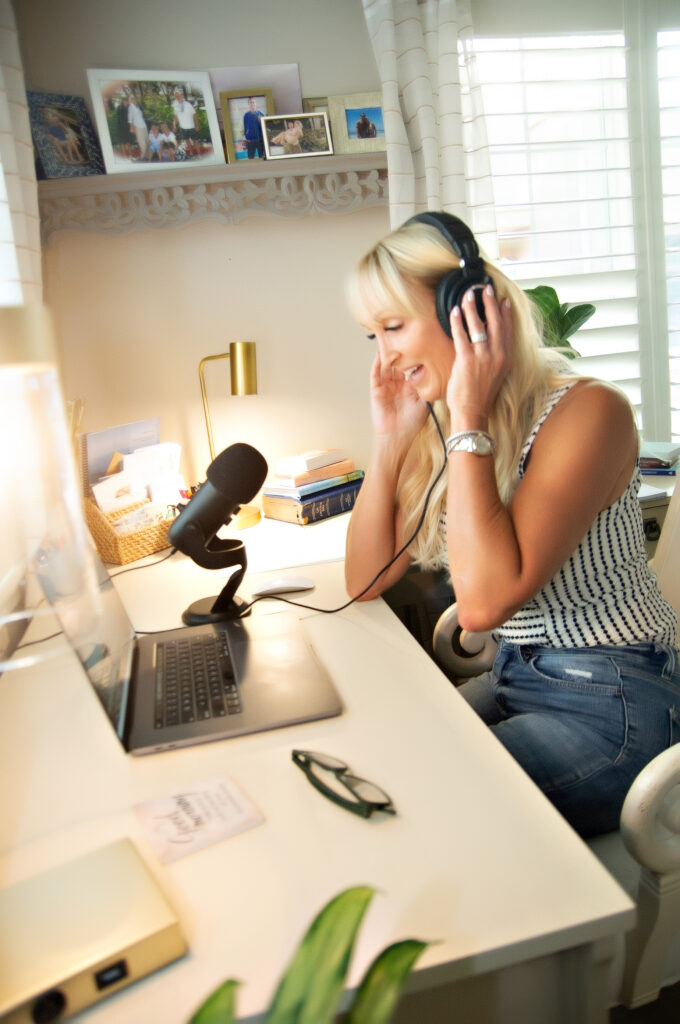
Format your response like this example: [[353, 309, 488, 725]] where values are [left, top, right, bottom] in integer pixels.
[[404, 211, 492, 337]]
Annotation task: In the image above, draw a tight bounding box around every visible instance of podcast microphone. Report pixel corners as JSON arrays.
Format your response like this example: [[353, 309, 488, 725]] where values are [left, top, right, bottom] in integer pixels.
[[169, 442, 268, 624], [169, 443, 268, 567]]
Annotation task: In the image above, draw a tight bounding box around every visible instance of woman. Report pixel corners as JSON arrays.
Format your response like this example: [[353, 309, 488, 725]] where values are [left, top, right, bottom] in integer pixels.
[[345, 211, 680, 837]]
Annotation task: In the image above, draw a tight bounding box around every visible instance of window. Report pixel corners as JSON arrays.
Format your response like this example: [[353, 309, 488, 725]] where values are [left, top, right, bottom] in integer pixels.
[[660, 30, 680, 437], [470, 19, 678, 440]]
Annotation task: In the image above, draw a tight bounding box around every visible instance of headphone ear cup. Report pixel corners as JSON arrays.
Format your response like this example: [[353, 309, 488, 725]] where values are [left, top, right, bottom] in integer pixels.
[[435, 270, 472, 337], [436, 270, 491, 337]]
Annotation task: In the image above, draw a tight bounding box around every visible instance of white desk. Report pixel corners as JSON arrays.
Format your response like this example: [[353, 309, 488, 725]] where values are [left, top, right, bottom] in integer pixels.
[[0, 516, 634, 1023]]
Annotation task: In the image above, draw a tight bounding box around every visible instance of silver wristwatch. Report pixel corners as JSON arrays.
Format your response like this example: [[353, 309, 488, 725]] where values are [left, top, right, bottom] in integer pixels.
[[445, 430, 496, 457]]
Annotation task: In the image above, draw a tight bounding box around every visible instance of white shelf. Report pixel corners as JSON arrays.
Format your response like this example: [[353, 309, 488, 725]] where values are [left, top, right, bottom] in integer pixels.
[[38, 152, 389, 241]]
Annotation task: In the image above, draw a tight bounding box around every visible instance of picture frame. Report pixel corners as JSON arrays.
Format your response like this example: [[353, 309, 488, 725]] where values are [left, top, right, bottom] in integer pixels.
[[209, 64, 302, 134], [261, 112, 333, 161], [302, 96, 329, 114], [27, 92, 105, 179], [219, 88, 274, 163], [327, 91, 386, 155], [86, 68, 224, 173]]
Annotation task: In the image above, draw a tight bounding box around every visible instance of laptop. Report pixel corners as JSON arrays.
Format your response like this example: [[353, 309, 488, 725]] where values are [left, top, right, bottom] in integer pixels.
[[41, 549, 343, 755]]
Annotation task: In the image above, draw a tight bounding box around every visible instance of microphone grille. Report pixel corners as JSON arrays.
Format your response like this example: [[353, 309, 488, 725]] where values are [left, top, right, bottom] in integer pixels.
[[207, 443, 268, 502]]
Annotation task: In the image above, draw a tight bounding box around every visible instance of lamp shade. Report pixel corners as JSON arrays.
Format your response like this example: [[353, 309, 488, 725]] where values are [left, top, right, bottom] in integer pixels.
[[229, 341, 257, 396]]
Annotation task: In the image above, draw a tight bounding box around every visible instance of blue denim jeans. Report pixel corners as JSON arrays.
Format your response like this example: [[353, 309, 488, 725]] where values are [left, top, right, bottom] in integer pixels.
[[458, 640, 680, 837]]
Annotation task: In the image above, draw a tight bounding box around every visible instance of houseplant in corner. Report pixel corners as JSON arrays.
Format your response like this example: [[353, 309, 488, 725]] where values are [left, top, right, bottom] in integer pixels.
[[524, 284, 595, 359], [188, 886, 429, 1024]]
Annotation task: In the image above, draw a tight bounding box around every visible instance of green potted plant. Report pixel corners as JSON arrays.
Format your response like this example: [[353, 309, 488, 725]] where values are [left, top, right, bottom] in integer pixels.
[[189, 886, 429, 1024], [524, 284, 595, 359]]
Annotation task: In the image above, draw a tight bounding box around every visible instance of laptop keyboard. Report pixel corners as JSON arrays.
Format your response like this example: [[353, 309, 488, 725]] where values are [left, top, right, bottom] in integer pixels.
[[154, 630, 242, 728]]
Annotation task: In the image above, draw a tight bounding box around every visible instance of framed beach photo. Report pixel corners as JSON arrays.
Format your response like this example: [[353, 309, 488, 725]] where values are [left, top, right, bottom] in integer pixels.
[[219, 88, 273, 163], [86, 68, 224, 173], [27, 92, 105, 179], [328, 91, 386, 154], [261, 112, 333, 161]]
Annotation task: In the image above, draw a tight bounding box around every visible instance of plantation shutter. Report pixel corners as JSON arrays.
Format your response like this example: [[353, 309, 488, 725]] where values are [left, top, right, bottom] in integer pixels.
[[660, 30, 680, 438], [470, 34, 643, 422]]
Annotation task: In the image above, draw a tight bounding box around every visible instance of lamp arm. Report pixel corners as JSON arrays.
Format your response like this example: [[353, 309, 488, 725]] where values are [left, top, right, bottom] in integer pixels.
[[199, 353, 231, 463]]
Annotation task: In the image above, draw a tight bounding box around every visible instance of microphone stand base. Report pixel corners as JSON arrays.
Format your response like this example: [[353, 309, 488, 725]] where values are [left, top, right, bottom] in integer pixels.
[[181, 595, 250, 626]]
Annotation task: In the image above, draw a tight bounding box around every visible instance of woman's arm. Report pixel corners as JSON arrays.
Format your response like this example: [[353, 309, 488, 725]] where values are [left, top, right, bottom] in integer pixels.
[[345, 352, 429, 599], [445, 289, 638, 632]]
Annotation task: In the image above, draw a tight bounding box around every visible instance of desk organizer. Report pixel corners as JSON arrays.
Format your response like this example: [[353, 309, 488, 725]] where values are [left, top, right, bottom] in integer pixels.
[[84, 498, 172, 565]]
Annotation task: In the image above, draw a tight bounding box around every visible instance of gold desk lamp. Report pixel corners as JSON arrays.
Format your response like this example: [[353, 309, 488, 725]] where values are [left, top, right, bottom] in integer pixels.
[[198, 341, 260, 528]]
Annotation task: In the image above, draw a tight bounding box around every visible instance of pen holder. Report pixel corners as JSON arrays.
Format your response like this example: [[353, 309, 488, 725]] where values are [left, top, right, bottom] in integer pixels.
[[84, 498, 172, 565]]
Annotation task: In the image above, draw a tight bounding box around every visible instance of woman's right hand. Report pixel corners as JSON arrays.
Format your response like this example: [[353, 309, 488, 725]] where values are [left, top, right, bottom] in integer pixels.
[[369, 352, 429, 446]]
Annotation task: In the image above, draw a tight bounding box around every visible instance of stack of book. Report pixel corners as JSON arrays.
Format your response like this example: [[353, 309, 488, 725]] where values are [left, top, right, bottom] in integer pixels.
[[640, 442, 680, 476], [262, 449, 364, 525]]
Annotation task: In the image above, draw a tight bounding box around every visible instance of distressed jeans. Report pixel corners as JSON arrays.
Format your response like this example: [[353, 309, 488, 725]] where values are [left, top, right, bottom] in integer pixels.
[[458, 640, 680, 837]]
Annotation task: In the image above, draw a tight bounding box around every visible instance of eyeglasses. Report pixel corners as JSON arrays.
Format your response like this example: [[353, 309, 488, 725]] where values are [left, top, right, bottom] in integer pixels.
[[292, 750, 396, 819]]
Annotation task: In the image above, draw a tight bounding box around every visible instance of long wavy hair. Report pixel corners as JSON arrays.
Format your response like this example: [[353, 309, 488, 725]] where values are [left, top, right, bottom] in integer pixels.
[[347, 217, 581, 571]]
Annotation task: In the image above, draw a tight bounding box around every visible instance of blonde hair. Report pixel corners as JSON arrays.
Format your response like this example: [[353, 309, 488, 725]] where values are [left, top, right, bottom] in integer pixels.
[[347, 218, 581, 571]]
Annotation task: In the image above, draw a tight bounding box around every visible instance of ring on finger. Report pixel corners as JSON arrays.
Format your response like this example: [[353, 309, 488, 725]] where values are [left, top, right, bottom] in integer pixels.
[[470, 330, 488, 344]]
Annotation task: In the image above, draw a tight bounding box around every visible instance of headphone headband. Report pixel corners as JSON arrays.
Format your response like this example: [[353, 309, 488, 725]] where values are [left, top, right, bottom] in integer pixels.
[[403, 210, 492, 336], [405, 211, 483, 269]]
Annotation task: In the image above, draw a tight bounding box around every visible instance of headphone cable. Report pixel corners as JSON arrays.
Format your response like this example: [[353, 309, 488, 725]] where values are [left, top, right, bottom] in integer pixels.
[[238, 402, 448, 616]]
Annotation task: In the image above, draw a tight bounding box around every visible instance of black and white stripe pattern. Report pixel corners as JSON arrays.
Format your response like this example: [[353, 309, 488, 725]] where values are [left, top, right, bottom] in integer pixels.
[[440, 384, 678, 648]]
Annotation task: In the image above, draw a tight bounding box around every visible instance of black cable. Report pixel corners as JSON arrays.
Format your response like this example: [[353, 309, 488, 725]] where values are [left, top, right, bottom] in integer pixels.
[[236, 402, 449, 617], [109, 547, 180, 577]]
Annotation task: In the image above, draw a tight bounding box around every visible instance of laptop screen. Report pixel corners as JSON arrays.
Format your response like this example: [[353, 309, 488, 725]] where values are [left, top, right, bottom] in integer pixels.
[[39, 544, 135, 741]]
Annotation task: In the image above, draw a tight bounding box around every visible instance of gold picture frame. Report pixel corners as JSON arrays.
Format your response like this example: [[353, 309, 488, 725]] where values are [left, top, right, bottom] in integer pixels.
[[327, 91, 386, 155], [219, 88, 274, 163]]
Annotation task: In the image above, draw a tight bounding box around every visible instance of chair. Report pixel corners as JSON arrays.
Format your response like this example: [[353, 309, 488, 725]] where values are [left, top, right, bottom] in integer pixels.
[[431, 481, 680, 1008]]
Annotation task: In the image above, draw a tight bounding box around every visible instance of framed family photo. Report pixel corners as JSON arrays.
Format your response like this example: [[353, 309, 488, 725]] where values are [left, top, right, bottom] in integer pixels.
[[86, 68, 224, 173], [219, 88, 273, 163], [328, 91, 386, 154], [27, 92, 105, 179], [261, 112, 333, 161]]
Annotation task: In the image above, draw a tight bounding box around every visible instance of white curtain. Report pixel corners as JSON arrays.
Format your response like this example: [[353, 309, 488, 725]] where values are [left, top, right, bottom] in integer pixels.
[[0, 0, 41, 305], [362, 0, 497, 258]]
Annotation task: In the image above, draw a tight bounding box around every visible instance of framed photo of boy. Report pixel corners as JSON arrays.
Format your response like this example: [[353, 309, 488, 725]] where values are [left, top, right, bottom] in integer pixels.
[[27, 92, 105, 179], [261, 113, 333, 161], [219, 89, 274, 163], [86, 69, 224, 173], [328, 92, 386, 155]]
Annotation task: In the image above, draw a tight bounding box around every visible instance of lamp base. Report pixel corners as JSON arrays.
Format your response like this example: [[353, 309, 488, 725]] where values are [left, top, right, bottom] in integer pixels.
[[181, 595, 250, 626]]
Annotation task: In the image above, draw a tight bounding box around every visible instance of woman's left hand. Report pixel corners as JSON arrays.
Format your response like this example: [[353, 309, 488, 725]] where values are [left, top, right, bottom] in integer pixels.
[[446, 285, 513, 424]]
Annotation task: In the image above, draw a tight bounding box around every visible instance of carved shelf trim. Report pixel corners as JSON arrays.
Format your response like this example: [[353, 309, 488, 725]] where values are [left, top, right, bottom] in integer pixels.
[[38, 154, 389, 241]]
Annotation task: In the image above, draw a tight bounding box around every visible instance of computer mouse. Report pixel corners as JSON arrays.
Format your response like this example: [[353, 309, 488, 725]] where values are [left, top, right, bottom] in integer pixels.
[[250, 574, 316, 597]]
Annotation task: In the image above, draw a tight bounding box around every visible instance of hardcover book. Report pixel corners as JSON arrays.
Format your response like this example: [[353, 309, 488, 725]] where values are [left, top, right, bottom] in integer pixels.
[[262, 477, 363, 525], [263, 470, 364, 500], [272, 458, 355, 488], [275, 449, 345, 476]]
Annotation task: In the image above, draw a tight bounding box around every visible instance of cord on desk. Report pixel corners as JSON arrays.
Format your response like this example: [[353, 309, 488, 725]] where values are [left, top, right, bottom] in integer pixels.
[[109, 547, 180, 577]]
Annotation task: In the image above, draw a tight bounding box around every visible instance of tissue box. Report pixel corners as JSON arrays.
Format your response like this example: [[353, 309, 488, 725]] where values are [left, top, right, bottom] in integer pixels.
[[84, 498, 172, 565]]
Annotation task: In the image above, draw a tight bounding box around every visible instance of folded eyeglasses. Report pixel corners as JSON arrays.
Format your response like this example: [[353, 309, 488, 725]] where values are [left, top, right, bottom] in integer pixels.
[[292, 749, 396, 819]]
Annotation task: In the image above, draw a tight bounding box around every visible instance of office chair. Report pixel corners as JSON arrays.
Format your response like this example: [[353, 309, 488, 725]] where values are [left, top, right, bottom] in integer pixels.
[[432, 482, 680, 1009]]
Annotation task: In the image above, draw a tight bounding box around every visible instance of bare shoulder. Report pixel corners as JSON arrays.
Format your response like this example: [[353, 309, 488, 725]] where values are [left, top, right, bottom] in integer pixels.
[[530, 378, 638, 507], [542, 378, 636, 439]]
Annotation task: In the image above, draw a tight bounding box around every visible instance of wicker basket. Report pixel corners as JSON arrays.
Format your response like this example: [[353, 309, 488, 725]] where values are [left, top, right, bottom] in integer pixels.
[[84, 498, 172, 565]]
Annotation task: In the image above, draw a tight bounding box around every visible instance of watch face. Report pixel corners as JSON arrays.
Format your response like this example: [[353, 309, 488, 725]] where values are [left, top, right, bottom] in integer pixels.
[[474, 434, 493, 455]]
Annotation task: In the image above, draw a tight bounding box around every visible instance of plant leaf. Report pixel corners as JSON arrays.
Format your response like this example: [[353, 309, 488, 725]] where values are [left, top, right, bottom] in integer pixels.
[[559, 302, 596, 341], [524, 285, 559, 318], [188, 979, 239, 1024], [345, 940, 429, 1024], [264, 886, 374, 1024]]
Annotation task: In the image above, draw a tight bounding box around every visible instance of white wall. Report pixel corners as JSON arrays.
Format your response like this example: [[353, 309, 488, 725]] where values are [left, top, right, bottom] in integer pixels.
[[15, 0, 388, 484]]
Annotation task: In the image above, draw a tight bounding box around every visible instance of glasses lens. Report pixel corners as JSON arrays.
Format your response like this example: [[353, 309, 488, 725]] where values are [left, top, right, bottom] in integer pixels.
[[344, 774, 392, 806], [303, 751, 347, 771], [307, 759, 361, 801]]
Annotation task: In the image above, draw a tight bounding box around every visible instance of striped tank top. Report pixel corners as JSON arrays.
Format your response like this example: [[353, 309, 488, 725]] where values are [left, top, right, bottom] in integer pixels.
[[442, 383, 677, 648]]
